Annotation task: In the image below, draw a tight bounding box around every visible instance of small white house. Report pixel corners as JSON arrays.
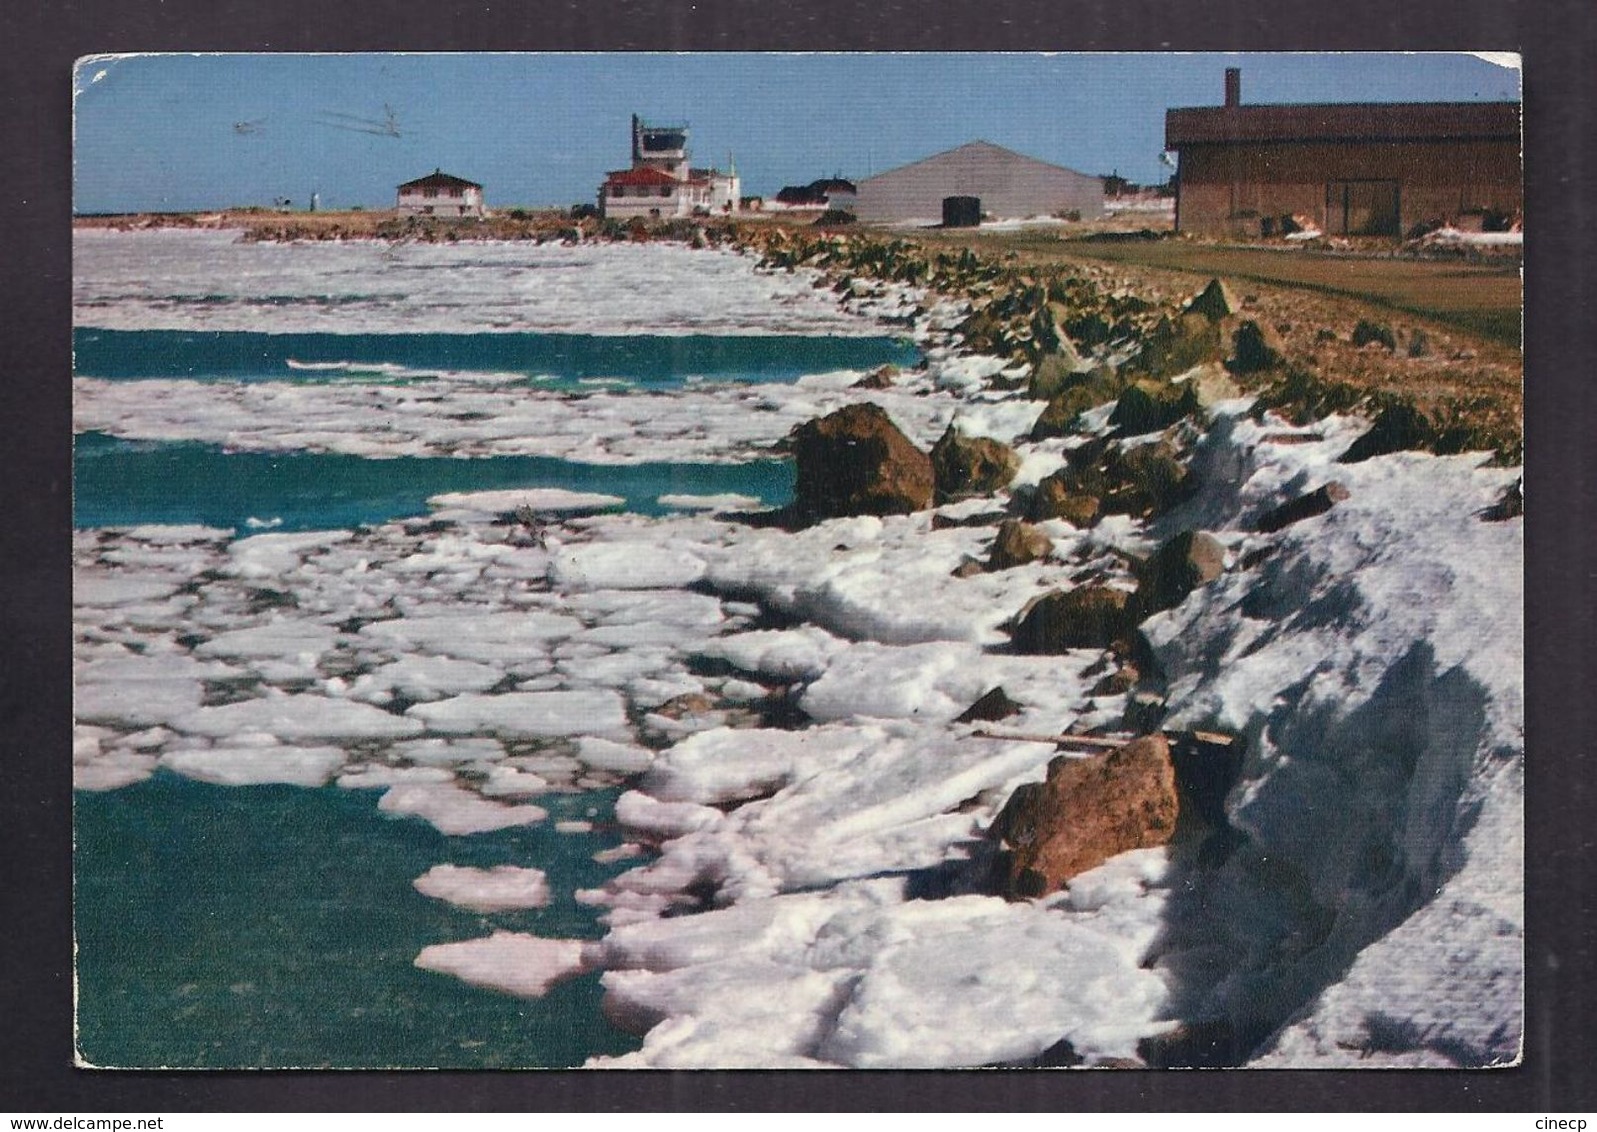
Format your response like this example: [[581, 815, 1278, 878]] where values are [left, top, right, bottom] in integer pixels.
[[396, 170, 485, 218]]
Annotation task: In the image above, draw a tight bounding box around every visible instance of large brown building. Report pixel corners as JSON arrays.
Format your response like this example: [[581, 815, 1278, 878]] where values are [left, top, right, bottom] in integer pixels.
[[1165, 69, 1521, 238]]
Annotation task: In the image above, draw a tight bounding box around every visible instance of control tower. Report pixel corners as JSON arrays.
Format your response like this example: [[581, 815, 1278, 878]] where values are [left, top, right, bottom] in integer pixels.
[[631, 115, 691, 182]]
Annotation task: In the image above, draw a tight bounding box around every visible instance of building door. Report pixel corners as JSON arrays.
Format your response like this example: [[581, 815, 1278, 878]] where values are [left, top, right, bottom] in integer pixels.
[[1326, 180, 1400, 236]]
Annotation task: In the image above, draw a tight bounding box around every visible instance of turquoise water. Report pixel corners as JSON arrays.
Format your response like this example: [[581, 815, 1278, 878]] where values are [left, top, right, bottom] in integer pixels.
[[74, 773, 643, 1068], [72, 312, 845, 1067], [74, 431, 795, 532], [73, 328, 919, 388]]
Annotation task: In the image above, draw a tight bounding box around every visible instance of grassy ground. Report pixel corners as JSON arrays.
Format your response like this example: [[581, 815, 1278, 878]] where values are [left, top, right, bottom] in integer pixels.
[[916, 228, 1523, 349]]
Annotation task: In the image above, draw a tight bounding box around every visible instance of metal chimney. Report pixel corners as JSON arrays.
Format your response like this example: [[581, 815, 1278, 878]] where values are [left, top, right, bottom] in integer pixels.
[[1225, 67, 1242, 108]]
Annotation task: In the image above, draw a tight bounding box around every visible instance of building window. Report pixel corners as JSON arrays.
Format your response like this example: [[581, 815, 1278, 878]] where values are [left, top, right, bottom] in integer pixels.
[[659, 186, 671, 198], [423, 187, 438, 199], [447, 187, 461, 198]]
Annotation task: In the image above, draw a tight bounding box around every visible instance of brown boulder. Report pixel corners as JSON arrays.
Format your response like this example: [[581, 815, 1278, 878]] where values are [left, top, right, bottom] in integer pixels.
[[1009, 585, 1133, 653], [930, 425, 1021, 503], [1027, 473, 1102, 528], [991, 735, 1180, 898], [987, 519, 1054, 570], [788, 403, 934, 523], [1132, 530, 1227, 618]]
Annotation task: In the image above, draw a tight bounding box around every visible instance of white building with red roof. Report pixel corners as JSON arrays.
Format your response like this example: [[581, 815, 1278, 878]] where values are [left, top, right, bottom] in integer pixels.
[[396, 170, 485, 218], [598, 116, 739, 220]]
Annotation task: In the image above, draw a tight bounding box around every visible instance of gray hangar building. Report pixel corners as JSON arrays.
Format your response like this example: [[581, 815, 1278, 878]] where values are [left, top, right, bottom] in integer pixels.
[[852, 140, 1105, 224]]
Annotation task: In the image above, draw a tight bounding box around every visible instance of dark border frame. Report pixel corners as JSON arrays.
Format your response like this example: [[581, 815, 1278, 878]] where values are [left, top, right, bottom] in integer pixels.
[[8, 0, 1593, 1112]]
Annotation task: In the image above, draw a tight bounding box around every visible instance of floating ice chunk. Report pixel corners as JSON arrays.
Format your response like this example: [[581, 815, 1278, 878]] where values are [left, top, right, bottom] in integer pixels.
[[426, 488, 626, 517], [570, 588, 726, 629], [699, 626, 846, 682], [75, 573, 181, 606], [173, 693, 424, 741], [406, 689, 628, 739], [576, 736, 656, 775], [594, 843, 646, 865], [555, 820, 593, 834], [550, 544, 707, 591], [414, 932, 588, 998], [557, 647, 675, 688], [477, 766, 551, 798], [118, 524, 232, 544], [656, 493, 764, 513], [337, 765, 455, 790], [358, 612, 579, 662], [74, 751, 159, 792], [379, 781, 547, 835], [349, 654, 506, 703], [193, 622, 338, 662], [76, 677, 205, 728], [74, 725, 111, 761], [614, 790, 725, 840], [390, 737, 507, 766], [223, 530, 353, 579], [413, 864, 552, 911], [160, 745, 347, 787]]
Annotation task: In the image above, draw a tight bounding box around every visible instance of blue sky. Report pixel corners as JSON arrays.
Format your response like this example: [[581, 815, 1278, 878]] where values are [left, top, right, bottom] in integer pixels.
[[72, 52, 1520, 213]]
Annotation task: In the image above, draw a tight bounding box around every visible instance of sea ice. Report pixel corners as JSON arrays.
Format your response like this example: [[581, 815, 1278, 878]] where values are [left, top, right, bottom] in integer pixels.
[[160, 744, 347, 787], [413, 864, 552, 911], [406, 689, 629, 739], [172, 693, 424, 741], [413, 932, 588, 998], [378, 781, 548, 835]]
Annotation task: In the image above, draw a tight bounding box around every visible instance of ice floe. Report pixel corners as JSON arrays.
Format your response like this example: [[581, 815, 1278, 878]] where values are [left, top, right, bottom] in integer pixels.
[[378, 780, 548, 835], [413, 932, 589, 998], [413, 864, 552, 911], [160, 744, 348, 787]]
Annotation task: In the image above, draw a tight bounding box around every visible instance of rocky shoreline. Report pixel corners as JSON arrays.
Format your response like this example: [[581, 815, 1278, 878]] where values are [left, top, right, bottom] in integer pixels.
[[72, 221, 1524, 1068], [548, 227, 1524, 1067]]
